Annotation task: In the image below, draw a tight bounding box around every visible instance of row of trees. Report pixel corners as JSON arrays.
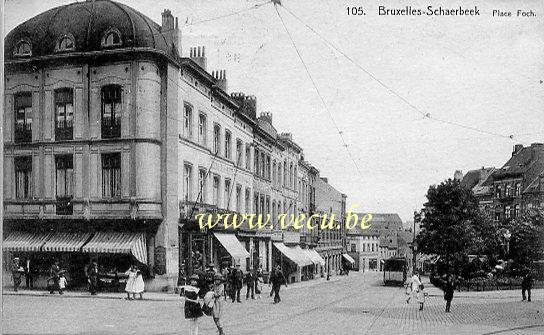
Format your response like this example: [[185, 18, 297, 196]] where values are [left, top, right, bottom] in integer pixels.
[[416, 179, 544, 278]]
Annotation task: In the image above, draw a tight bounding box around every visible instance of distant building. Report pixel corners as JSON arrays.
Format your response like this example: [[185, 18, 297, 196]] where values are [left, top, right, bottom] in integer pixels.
[[460, 167, 497, 217], [346, 223, 380, 271]]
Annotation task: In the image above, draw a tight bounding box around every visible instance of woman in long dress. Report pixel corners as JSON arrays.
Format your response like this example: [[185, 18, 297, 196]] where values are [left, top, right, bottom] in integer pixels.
[[133, 267, 145, 300], [124, 265, 137, 300], [212, 274, 225, 335]]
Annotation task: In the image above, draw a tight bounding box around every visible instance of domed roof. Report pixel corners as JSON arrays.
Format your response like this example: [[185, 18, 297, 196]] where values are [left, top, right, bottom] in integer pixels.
[[5, 0, 176, 62]]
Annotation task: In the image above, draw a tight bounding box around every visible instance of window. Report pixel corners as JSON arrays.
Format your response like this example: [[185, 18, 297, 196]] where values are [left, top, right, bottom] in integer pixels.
[[183, 164, 193, 202], [505, 205, 511, 219], [224, 179, 231, 209], [278, 165, 282, 187], [102, 153, 121, 198], [351, 244, 356, 253], [224, 130, 232, 159], [15, 156, 32, 199], [55, 155, 73, 215], [56, 35, 75, 52], [245, 145, 251, 170], [289, 163, 294, 188], [236, 185, 242, 212], [266, 155, 271, 180], [254, 194, 259, 214], [213, 124, 221, 155], [198, 113, 206, 145], [183, 104, 193, 139], [14, 92, 32, 142], [102, 28, 122, 47], [514, 204, 520, 218], [254, 149, 259, 175], [101, 85, 122, 138], [213, 175, 220, 207], [236, 140, 243, 166], [14, 40, 31, 57], [506, 184, 512, 197], [260, 152, 265, 177], [495, 185, 501, 198], [283, 162, 287, 187], [198, 169, 207, 203], [272, 161, 277, 185], [245, 188, 251, 214], [515, 183, 521, 196], [55, 88, 74, 140]]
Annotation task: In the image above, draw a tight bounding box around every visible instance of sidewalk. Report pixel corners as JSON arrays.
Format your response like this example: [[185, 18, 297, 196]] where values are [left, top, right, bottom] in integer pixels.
[[2, 273, 347, 301]]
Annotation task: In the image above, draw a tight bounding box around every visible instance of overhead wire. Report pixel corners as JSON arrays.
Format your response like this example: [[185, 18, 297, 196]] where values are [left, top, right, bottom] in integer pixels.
[[184, 0, 272, 26], [273, 4, 363, 178], [279, 4, 516, 141]]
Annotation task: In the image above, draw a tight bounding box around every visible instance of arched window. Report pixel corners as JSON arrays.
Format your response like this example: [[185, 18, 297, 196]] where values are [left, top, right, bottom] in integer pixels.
[[102, 28, 122, 48], [56, 35, 75, 52], [14, 40, 32, 57]]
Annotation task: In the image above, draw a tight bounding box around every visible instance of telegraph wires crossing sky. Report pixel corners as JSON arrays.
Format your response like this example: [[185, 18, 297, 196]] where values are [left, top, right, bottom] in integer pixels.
[[278, 4, 516, 141]]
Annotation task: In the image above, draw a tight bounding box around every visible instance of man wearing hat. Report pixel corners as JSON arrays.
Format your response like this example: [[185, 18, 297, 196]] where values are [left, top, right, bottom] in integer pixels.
[[269, 265, 287, 304], [212, 273, 226, 335], [10, 257, 24, 292], [231, 263, 243, 303], [86, 261, 99, 295], [49, 259, 62, 294]]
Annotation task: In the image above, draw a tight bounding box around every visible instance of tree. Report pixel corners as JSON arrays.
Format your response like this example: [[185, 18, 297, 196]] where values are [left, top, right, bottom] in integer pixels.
[[505, 210, 544, 272], [417, 179, 499, 275]]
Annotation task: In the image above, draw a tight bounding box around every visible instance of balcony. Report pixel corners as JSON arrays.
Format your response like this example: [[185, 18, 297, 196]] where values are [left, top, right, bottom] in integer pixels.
[[56, 196, 73, 215], [14, 124, 32, 143], [101, 118, 121, 139]]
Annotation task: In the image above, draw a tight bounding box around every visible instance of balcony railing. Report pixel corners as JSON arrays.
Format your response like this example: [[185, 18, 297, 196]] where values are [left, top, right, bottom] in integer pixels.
[[55, 121, 73, 140], [14, 124, 32, 142], [101, 118, 121, 138], [56, 196, 73, 215]]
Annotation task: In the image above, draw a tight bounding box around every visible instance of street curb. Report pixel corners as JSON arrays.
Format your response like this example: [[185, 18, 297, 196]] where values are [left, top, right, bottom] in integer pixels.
[[2, 292, 179, 302]]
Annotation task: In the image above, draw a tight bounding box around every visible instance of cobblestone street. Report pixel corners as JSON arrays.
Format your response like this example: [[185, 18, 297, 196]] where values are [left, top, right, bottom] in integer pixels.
[[3, 272, 543, 335]]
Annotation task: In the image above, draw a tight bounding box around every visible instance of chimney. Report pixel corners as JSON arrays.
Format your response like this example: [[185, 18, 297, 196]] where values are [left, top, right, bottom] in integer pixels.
[[512, 144, 523, 156], [321, 177, 328, 184], [259, 112, 272, 124], [454, 170, 463, 181], [212, 70, 228, 92], [280, 132, 293, 141], [230, 92, 257, 120], [161, 9, 181, 56], [189, 46, 207, 71]]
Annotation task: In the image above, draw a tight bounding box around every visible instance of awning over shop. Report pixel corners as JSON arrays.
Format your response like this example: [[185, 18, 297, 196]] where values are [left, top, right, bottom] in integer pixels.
[[2, 231, 53, 252], [273, 242, 314, 267], [81, 232, 147, 264], [342, 253, 355, 264], [214, 233, 250, 260], [304, 248, 326, 266], [42, 232, 92, 252]]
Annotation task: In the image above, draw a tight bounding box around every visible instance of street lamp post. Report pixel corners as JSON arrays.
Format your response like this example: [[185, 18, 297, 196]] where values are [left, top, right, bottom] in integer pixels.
[[503, 229, 511, 257]]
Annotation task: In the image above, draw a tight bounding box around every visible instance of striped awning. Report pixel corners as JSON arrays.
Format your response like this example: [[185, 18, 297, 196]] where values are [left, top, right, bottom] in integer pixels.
[[81, 232, 147, 264], [2, 231, 53, 252], [304, 248, 326, 266], [342, 253, 355, 264], [41, 232, 92, 252], [214, 233, 250, 260], [273, 242, 313, 267]]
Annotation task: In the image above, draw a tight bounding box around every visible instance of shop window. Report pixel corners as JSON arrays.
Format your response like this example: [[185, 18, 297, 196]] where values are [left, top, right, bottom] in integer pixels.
[[15, 156, 32, 199], [55, 155, 73, 215], [101, 85, 122, 138], [14, 92, 32, 142], [54, 88, 74, 140], [102, 153, 121, 198]]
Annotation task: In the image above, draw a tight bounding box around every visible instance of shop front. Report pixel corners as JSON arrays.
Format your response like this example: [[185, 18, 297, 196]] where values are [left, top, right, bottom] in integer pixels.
[[272, 242, 314, 283], [2, 230, 149, 291]]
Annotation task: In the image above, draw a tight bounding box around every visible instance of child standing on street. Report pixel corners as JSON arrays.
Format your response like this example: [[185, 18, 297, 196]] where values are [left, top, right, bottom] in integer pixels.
[[417, 284, 427, 310], [182, 274, 203, 335], [58, 273, 67, 294]]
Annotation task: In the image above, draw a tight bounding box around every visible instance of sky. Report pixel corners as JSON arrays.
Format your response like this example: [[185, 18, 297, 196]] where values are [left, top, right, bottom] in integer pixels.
[[5, 0, 544, 221]]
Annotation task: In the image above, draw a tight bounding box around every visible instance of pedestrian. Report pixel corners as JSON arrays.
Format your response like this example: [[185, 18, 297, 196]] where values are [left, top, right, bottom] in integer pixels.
[[86, 261, 99, 295], [58, 273, 68, 294], [49, 260, 62, 294], [269, 265, 287, 304], [406, 270, 421, 304], [212, 274, 226, 335], [25, 258, 34, 289], [417, 284, 427, 311], [443, 275, 455, 313], [181, 274, 203, 335], [10, 257, 24, 292], [521, 269, 533, 302], [231, 264, 243, 303], [245, 267, 255, 300], [125, 265, 137, 300], [134, 267, 145, 300], [221, 266, 230, 301], [255, 265, 263, 299]]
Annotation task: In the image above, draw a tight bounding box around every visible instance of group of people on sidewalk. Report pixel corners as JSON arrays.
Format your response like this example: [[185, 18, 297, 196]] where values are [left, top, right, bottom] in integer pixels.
[[181, 263, 289, 335]]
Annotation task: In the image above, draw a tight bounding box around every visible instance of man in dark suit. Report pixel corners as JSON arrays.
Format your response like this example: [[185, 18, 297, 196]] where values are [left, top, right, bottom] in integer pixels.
[[269, 265, 287, 304], [231, 264, 243, 303]]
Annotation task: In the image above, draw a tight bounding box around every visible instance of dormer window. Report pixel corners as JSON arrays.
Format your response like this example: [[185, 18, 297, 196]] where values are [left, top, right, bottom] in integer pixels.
[[102, 28, 122, 48], [56, 35, 75, 52], [14, 40, 31, 57]]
